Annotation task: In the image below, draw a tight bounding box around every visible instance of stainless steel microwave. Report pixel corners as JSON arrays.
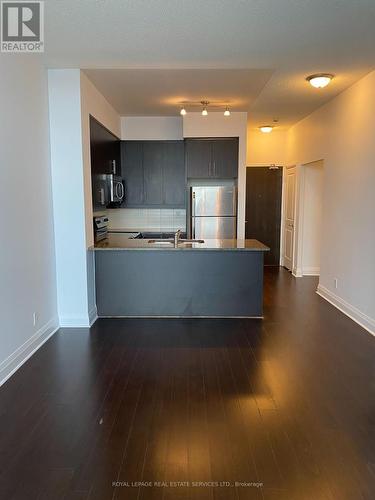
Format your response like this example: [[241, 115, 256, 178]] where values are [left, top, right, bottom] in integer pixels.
[[92, 174, 125, 207]]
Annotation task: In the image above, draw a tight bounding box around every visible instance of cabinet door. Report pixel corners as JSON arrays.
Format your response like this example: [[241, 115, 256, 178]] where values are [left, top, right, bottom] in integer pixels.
[[162, 142, 185, 206], [121, 141, 144, 206], [185, 139, 212, 178], [211, 138, 238, 178], [90, 116, 120, 175], [143, 142, 163, 205]]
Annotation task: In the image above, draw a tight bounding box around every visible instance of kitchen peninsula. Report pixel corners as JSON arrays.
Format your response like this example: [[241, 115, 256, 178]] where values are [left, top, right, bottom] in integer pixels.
[[92, 234, 269, 318]]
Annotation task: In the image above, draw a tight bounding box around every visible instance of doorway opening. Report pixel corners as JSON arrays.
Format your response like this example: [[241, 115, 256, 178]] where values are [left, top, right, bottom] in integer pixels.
[[297, 159, 324, 276], [282, 160, 324, 276], [245, 166, 283, 265]]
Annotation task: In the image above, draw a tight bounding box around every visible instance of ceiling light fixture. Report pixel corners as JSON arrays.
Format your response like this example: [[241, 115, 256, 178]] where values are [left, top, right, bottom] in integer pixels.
[[180, 107, 186, 115], [306, 73, 334, 89], [224, 107, 230, 116], [201, 100, 209, 116], [259, 126, 273, 133]]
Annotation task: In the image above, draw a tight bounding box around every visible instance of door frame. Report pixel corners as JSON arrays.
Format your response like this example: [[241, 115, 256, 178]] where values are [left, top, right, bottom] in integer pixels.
[[245, 165, 283, 266], [281, 160, 324, 276], [294, 159, 325, 277], [281, 165, 297, 272]]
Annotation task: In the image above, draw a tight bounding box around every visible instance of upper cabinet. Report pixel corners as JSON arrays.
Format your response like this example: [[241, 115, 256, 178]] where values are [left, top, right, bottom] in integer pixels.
[[121, 140, 185, 208], [185, 138, 239, 179], [121, 141, 144, 205], [184, 139, 211, 178], [89, 115, 121, 175]]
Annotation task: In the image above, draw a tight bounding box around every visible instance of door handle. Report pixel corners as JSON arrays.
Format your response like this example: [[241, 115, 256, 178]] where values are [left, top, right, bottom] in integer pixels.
[[99, 188, 105, 205]]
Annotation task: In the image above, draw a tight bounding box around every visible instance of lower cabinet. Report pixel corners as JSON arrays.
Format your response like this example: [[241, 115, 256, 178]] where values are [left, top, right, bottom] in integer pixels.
[[121, 140, 185, 208]]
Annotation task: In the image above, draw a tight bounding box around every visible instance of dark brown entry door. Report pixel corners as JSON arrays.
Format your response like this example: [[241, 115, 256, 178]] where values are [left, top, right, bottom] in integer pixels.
[[245, 167, 283, 265]]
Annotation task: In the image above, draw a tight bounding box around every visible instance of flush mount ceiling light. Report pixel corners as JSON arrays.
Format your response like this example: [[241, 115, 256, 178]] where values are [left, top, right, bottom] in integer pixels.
[[259, 125, 273, 133], [306, 73, 334, 88], [180, 107, 187, 115]]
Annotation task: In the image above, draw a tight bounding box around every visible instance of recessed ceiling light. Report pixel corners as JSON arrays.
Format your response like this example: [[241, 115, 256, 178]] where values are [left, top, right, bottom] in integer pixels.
[[180, 107, 186, 115], [259, 126, 273, 133], [306, 73, 334, 88], [224, 107, 230, 116]]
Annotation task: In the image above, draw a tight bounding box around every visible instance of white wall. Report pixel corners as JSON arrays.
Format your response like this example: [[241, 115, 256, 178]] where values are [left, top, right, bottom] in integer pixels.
[[247, 122, 287, 166], [301, 160, 324, 276], [287, 70, 375, 334], [0, 56, 58, 385], [183, 112, 247, 238], [48, 69, 90, 327], [48, 70, 120, 327], [121, 116, 183, 140]]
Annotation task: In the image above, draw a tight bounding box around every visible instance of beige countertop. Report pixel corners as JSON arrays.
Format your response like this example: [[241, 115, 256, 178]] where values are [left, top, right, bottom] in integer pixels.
[[91, 234, 269, 251]]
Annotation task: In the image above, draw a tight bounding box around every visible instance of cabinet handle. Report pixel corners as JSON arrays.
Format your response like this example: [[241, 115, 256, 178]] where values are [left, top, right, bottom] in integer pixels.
[[213, 160, 216, 177]]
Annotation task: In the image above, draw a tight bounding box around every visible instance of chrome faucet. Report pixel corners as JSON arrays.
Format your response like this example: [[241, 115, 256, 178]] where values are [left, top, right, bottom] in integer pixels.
[[174, 229, 182, 248]]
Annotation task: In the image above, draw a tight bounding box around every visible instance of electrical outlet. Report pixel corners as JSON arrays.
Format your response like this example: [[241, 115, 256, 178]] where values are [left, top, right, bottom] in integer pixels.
[[334, 278, 338, 289], [33, 312, 37, 327]]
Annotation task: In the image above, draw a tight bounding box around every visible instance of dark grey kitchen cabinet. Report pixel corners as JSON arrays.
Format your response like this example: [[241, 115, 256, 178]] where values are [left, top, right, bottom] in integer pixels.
[[143, 142, 163, 205], [185, 138, 238, 179], [185, 139, 211, 178], [163, 142, 186, 206], [212, 138, 238, 178], [121, 140, 185, 208], [121, 141, 144, 205], [90, 115, 121, 175]]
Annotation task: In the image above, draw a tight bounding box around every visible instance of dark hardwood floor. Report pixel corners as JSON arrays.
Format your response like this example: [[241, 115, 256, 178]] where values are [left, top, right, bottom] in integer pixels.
[[1, 268, 375, 499]]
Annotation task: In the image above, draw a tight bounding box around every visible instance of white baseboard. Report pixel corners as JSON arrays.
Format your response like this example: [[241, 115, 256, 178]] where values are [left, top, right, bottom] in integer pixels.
[[0, 316, 59, 387], [316, 285, 375, 337], [89, 306, 98, 326], [59, 307, 98, 328], [292, 267, 303, 277], [303, 266, 320, 276], [59, 316, 90, 327]]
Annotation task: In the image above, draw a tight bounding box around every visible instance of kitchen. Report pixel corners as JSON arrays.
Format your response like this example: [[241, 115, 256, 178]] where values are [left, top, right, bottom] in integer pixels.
[[3, 2, 375, 498], [90, 113, 269, 317]]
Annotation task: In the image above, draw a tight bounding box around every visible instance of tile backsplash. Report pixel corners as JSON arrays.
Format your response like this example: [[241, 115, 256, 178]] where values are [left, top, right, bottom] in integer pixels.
[[107, 208, 186, 232]]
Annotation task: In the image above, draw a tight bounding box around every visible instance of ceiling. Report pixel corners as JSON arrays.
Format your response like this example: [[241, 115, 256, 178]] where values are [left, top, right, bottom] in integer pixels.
[[44, 0, 375, 128], [83, 69, 273, 116]]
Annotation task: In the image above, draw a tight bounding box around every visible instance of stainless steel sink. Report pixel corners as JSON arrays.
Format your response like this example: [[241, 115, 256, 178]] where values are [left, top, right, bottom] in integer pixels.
[[178, 239, 205, 244], [147, 238, 205, 246], [147, 239, 174, 244]]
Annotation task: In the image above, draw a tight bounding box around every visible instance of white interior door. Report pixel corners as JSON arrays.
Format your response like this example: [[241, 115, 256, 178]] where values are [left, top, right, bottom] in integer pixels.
[[283, 167, 296, 270]]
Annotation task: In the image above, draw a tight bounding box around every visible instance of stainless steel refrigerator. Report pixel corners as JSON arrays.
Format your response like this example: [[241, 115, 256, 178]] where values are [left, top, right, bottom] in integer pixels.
[[190, 186, 237, 239]]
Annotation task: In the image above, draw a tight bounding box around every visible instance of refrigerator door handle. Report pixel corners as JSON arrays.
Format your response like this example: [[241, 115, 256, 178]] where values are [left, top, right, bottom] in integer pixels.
[[191, 217, 195, 239], [233, 187, 237, 216]]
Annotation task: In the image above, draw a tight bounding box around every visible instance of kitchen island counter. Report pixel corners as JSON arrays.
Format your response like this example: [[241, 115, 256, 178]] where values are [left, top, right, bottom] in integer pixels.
[[93, 237, 269, 318], [92, 234, 269, 251]]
